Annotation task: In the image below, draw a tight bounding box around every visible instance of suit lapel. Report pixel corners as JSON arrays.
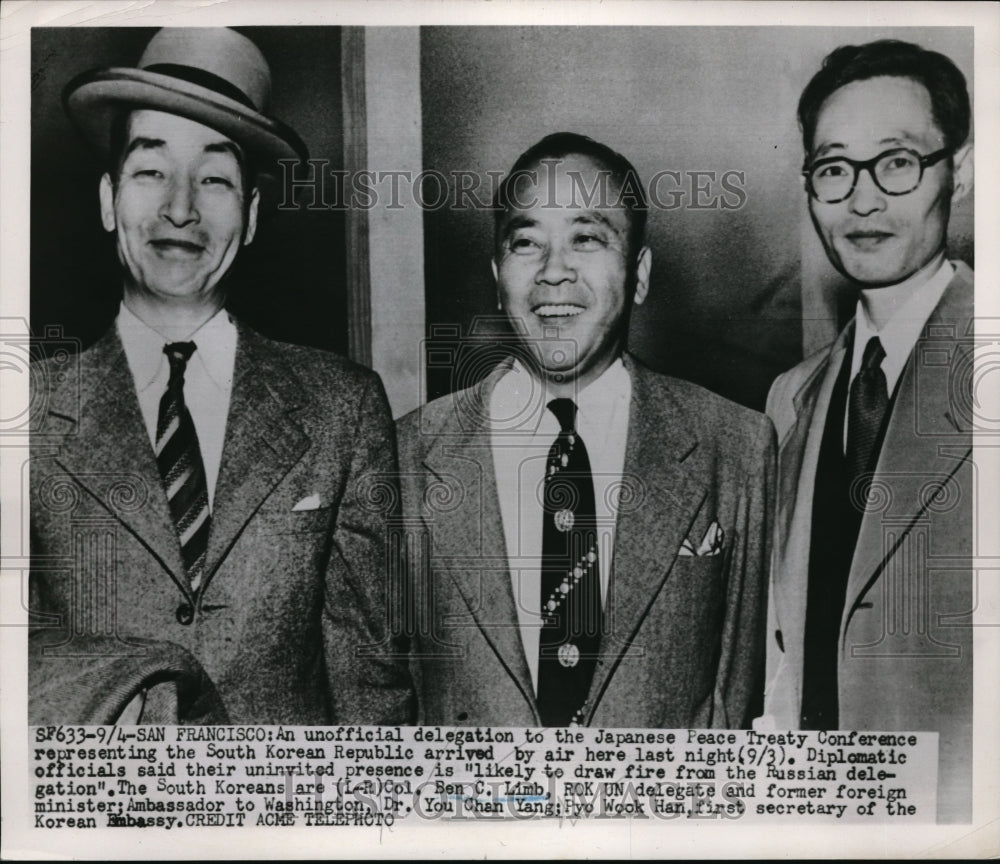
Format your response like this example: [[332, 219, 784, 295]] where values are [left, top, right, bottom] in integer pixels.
[[421, 370, 537, 714], [843, 266, 974, 632], [772, 330, 850, 657], [204, 324, 310, 587], [47, 328, 190, 593], [585, 359, 707, 712]]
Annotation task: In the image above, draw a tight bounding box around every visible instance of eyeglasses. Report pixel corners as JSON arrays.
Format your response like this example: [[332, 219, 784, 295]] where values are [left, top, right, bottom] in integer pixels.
[[803, 147, 953, 204]]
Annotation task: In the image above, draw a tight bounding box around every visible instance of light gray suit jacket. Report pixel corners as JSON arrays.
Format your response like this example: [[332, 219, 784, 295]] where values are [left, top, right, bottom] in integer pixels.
[[762, 263, 974, 822], [397, 354, 775, 728], [30, 320, 414, 725]]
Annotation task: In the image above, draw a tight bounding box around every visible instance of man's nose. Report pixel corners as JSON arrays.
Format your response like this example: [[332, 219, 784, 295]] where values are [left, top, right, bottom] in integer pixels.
[[535, 245, 576, 284], [160, 180, 199, 226], [848, 166, 887, 216]]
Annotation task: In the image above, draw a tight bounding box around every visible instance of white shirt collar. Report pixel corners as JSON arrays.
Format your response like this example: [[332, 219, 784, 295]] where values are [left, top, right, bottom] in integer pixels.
[[852, 258, 954, 393], [489, 357, 630, 433], [117, 302, 237, 393]]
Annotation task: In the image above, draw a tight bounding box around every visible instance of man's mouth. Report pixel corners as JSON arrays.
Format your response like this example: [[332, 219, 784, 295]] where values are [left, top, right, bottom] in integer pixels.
[[843, 230, 894, 250], [533, 304, 585, 318], [149, 238, 205, 256]]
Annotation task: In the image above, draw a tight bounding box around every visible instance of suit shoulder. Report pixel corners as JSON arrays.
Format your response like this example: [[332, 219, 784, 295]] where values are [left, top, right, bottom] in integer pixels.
[[766, 343, 834, 418], [246, 330, 380, 394], [396, 389, 467, 463], [29, 328, 115, 416], [638, 367, 773, 461]]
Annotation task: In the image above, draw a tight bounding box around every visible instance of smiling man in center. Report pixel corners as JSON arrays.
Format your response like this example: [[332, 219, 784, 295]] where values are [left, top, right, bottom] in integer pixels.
[[398, 132, 776, 728]]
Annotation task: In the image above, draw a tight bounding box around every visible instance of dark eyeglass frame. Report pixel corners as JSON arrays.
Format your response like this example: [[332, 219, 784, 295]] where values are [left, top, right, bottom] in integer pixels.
[[803, 146, 953, 204]]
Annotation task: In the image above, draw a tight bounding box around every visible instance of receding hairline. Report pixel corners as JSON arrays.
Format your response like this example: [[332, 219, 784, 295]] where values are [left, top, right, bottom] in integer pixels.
[[495, 152, 644, 247]]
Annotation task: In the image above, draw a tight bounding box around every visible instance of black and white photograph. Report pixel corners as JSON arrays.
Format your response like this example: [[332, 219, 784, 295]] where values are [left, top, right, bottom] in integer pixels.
[[1, 0, 997, 858]]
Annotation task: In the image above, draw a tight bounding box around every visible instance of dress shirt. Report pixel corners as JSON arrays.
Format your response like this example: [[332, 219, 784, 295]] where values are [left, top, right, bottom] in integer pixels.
[[490, 358, 631, 694], [117, 303, 236, 510], [845, 258, 954, 452]]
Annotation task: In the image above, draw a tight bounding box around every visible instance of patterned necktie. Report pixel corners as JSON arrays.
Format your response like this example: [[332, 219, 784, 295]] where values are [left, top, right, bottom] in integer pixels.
[[156, 342, 210, 593], [845, 336, 889, 496], [537, 398, 602, 727]]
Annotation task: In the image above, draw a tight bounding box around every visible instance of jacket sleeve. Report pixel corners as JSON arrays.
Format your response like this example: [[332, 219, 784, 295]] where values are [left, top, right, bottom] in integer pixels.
[[712, 413, 776, 728], [322, 372, 416, 725]]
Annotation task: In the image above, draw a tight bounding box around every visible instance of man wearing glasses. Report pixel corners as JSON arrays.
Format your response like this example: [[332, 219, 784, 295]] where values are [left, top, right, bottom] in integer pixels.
[[761, 40, 974, 822]]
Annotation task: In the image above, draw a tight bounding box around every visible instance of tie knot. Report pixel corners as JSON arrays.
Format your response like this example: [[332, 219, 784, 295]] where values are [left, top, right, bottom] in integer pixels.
[[164, 341, 196, 364], [164, 342, 197, 381], [860, 336, 885, 373], [547, 398, 577, 433]]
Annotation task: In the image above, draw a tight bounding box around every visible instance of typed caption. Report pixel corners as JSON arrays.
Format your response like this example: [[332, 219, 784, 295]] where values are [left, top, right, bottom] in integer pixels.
[[31, 726, 937, 827]]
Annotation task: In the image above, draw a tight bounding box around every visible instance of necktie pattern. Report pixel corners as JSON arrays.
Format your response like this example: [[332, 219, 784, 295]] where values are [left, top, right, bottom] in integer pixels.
[[156, 342, 210, 593], [537, 398, 601, 727], [846, 336, 889, 496]]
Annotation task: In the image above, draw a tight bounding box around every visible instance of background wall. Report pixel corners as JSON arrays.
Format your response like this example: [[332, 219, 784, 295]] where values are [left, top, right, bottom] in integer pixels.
[[420, 26, 973, 410], [31, 26, 347, 355]]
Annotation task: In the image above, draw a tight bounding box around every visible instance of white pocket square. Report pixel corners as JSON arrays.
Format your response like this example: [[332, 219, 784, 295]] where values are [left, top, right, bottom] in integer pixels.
[[678, 521, 725, 557], [292, 494, 321, 512]]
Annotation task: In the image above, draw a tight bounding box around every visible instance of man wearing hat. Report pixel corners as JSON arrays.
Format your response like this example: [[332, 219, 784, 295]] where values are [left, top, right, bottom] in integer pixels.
[[29, 28, 413, 725]]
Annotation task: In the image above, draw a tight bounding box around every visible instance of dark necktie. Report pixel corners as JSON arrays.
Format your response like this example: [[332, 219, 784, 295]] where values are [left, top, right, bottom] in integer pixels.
[[800, 334, 890, 730], [537, 398, 601, 727], [156, 342, 210, 593], [846, 336, 889, 490]]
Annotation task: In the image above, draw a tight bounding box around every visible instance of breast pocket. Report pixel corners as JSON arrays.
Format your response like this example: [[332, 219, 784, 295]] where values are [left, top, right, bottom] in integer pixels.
[[660, 552, 729, 629], [251, 506, 333, 535]]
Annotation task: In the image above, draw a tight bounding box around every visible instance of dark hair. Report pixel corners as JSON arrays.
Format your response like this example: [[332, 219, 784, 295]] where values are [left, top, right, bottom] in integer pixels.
[[493, 132, 648, 261], [798, 40, 970, 155], [107, 107, 257, 198]]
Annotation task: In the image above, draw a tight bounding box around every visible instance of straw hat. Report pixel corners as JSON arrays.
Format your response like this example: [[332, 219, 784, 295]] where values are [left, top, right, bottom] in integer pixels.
[[63, 27, 308, 173]]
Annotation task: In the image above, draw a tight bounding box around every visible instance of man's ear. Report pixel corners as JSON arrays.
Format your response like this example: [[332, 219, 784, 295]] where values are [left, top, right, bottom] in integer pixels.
[[243, 188, 260, 246], [99, 173, 116, 233], [951, 143, 974, 204], [633, 246, 652, 306]]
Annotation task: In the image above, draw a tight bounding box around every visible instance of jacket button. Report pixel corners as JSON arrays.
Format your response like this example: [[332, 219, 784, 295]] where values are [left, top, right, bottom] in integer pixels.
[[176, 603, 194, 625], [456, 712, 469, 721]]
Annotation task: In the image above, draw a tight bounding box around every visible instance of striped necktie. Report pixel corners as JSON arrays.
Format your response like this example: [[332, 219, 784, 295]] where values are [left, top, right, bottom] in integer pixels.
[[846, 336, 889, 492], [156, 342, 210, 592]]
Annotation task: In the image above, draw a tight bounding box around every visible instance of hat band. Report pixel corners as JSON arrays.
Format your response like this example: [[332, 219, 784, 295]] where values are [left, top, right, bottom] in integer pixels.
[[143, 63, 256, 111]]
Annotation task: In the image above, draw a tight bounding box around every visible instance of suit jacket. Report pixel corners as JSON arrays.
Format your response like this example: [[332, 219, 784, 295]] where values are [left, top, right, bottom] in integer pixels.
[[397, 354, 775, 728], [30, 635, 229, 726], [763, 263, 974, 822], [29, 319, 414, 726]]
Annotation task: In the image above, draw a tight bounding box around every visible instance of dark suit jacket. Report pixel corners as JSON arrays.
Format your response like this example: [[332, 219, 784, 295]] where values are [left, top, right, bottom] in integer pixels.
[[29, 319, 414, 725], [397, 354, 775, 728], [763, 263, 974, 822]]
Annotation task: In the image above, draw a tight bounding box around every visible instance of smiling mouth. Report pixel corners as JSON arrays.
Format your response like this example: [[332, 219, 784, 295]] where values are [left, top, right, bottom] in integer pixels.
[[844, 231, 894, 249], [533, 304, 585, 318], [150, 239, 205, 255]]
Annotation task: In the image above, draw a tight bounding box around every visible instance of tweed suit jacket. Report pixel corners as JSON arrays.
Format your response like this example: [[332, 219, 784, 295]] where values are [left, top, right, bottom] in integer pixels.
[[29, 319, 414, 725], [761, 263, 974, 822], [30, 635, 230, 725], [397, 354, 775, 728]]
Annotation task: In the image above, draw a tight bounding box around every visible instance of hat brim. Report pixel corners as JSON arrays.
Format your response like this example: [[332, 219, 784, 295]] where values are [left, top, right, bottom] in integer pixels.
[[64, 67, 309, 176]]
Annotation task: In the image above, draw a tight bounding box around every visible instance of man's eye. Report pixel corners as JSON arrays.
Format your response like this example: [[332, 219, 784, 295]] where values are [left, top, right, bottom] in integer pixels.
[[573, 233, 605, 250], [883, 156, 914, 173], [202, 176, 235, 188], [816, 163, 848, 179], [132, 168, 163, 180], [509, 237, 540, 253]]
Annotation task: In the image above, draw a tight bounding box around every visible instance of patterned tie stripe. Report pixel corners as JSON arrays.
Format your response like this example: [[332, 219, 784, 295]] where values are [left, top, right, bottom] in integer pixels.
[[538, 397, 601, 727], [156, 342, 210, 593]]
